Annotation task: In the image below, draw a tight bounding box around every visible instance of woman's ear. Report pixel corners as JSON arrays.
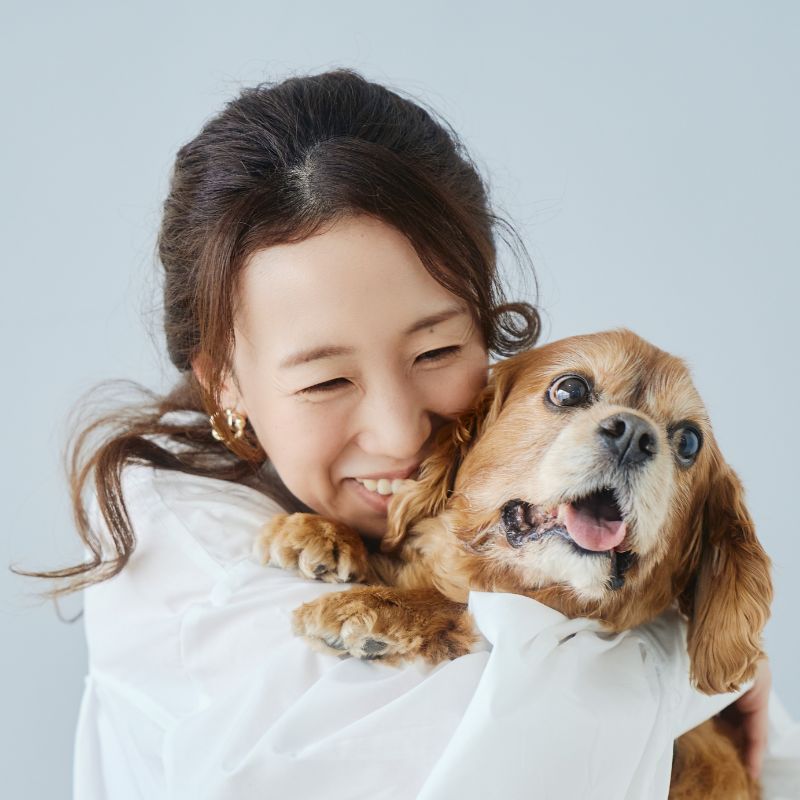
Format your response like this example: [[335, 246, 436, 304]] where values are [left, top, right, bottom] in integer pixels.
[[192, 352, 245, 414], [684, 461, 772, 694], [382, 357, 518, 552]]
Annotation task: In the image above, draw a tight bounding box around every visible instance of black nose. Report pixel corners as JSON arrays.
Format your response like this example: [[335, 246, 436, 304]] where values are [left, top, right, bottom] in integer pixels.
[[598, 412, 657, 466]]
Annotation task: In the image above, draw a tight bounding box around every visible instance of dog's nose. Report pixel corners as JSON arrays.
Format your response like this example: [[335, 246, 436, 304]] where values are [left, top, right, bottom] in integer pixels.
[[598, 412, 657, 466]]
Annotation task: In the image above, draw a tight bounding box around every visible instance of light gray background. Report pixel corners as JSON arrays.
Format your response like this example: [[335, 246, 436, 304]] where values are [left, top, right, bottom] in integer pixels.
[[2, 1, 797, 796]]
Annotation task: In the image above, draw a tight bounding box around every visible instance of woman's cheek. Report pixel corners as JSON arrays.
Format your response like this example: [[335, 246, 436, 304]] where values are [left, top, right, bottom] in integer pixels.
[[288, 401, 351, 463], [269, 398, 337, 460], [447, 352, 490, 413], [251, 397, 326, 462], [257, 403, 344, 497]]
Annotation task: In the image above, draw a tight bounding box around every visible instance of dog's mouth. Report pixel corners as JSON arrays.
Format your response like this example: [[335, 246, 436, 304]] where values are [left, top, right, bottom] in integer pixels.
[[500, 488, 636, 589], [563, 489, 626, 551]]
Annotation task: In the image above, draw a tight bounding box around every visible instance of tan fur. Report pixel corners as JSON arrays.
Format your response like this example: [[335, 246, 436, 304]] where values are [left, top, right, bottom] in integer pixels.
[[260, 329, 772, 799], [670, 719, 760, 799]]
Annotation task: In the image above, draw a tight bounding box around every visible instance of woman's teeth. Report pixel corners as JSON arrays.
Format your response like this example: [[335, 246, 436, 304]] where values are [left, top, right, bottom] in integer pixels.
[[355, 477, 415, 496]]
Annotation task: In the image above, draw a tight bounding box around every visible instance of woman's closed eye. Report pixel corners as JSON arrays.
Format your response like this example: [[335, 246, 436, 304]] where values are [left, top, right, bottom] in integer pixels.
[[299, 377, 350, 394], [298, 346, 463, 395], [416, 345, 461, 363]]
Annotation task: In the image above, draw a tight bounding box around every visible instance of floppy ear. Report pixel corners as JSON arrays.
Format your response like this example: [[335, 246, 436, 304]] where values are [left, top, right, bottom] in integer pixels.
[[684, 461, 772, 694], [382, 358, 518, 552]]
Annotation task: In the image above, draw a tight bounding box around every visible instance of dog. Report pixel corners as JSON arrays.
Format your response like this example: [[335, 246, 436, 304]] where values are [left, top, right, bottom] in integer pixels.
[[255, 329, 773, 799]]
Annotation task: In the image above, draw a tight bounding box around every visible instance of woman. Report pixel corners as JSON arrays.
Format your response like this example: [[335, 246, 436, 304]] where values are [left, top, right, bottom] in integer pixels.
[[27, 68, 781, 798]]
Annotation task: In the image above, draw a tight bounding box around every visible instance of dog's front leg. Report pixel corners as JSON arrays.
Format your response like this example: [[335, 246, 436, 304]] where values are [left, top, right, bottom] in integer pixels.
[[292, 586, 478, 665]]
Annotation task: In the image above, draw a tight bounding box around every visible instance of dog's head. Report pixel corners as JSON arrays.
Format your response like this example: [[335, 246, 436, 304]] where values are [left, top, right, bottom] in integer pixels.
[[385, 329, 772, 693]]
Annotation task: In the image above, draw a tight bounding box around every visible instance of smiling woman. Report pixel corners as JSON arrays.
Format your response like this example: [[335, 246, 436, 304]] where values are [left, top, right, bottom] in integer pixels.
[[211, 214, 490, 540], [20, 68, 539, 596]]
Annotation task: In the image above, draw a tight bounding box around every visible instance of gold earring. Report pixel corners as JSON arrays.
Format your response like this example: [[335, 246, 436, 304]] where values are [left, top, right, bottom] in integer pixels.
[[209, 408, 246, 442]]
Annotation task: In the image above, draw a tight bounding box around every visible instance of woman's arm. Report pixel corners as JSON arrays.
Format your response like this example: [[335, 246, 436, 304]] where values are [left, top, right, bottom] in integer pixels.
[[77, 466, 489, 799]]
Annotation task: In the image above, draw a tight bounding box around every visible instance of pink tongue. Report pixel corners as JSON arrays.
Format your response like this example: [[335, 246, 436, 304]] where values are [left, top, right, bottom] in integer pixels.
[[561, 503, 626, 552]]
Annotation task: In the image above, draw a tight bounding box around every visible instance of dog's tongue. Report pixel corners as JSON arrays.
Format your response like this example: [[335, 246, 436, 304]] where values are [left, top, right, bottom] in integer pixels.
[[561, 502, 626, 552]]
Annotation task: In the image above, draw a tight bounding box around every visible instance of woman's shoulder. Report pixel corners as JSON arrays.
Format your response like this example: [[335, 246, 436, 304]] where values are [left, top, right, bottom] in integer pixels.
[[113, 461, 286, 572], [90, 411, 281, 561], [120, 458, 286, 517], [79, 460, 294, 734]]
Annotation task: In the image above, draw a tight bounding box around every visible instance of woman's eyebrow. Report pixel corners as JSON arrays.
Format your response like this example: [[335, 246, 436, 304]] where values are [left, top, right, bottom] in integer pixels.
[[404, 304, 466, 336], [279, 304, 467, 369]]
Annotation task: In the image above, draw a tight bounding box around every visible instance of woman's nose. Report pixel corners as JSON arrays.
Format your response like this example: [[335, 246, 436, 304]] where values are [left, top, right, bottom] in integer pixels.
[[355, 382, 433, 461]]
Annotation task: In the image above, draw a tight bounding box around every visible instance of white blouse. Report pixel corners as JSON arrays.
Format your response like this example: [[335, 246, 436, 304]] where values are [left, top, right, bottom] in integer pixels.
[[74, 463, 800, 799]]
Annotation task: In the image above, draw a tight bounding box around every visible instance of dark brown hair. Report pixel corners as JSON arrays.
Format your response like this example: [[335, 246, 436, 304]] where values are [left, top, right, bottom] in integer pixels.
[[19, 67, 540, 597]]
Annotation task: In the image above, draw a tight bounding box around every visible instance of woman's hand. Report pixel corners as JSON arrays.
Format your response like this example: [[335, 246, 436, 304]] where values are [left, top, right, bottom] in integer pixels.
[[719, 657, 772, 779]]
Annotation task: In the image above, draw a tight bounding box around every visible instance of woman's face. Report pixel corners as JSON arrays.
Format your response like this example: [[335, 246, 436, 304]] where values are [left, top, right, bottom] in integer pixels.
[[216, 214, 489, 540]]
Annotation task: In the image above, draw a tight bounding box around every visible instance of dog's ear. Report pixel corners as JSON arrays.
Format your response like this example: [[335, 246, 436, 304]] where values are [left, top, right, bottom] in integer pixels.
[[682, 460, 772, 694], [382, 358, 518, 552]]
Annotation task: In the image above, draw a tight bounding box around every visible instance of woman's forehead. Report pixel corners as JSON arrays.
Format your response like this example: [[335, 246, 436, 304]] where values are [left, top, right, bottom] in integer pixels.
[[234, 216, 473, 356]]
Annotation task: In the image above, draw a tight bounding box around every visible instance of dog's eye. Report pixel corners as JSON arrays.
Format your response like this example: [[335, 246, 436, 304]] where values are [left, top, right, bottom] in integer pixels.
[[674, 426, 702, 464], [548, 375, 591, 407]]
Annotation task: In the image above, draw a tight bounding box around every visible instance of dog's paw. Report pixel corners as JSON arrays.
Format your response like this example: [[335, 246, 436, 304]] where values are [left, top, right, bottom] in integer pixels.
[[253, 513, 369, 583], [292, 589, 421, 662], [292, 587, 476, 665]]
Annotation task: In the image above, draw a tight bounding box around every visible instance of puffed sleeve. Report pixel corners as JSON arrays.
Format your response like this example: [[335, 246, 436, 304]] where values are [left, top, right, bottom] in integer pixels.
[[415, 592, 687, 799], [633, 608, 748, 738], [636, 612, 800, 799]]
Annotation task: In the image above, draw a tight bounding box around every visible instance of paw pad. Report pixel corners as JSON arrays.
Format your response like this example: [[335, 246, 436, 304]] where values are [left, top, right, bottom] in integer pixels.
[[361, 638, 388, 658]]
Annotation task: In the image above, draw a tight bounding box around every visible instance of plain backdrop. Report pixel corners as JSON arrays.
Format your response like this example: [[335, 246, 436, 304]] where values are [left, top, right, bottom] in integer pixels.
[[2, 1, 797, 796]]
